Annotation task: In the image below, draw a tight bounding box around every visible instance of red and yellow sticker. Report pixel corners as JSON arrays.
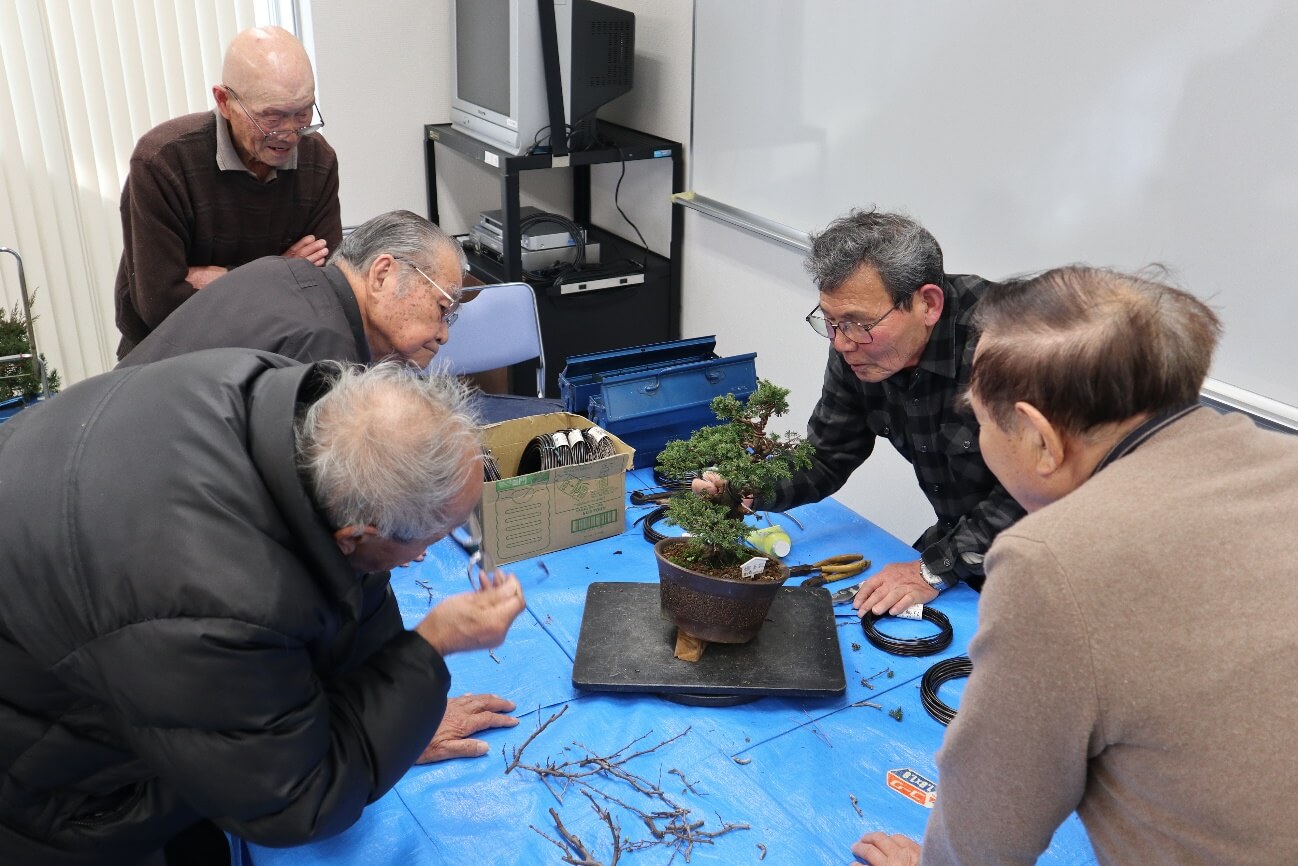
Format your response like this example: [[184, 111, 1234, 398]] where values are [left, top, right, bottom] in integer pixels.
[[886, 768, 936, 808]]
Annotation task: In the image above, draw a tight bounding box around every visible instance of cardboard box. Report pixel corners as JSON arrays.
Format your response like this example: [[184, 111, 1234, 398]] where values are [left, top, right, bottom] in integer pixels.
[[479, 412, 635, 565]]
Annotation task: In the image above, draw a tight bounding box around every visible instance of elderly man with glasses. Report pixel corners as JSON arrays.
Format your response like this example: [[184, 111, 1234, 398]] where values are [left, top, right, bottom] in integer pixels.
[[113, 25, 342, 359], [696, 208, 1025, 613], [119, 209, 464, 375]]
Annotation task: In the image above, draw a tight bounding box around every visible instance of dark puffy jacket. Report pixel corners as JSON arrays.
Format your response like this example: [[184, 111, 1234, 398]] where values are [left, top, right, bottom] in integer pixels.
[[0, 350, 451, 865]]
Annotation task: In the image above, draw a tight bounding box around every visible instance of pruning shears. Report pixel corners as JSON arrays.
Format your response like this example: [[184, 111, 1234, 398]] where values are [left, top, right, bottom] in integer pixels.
[[788, 554, 870, 588]]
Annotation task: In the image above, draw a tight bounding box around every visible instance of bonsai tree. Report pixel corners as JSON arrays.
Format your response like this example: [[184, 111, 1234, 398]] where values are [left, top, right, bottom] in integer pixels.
[[655, 379, 813, 575], [0, 300, 59, 402]]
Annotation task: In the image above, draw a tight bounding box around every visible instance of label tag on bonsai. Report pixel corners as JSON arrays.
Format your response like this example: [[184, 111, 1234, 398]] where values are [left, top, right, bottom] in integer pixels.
[[741, 556, 768, 579], [897, 603, 924, 620]]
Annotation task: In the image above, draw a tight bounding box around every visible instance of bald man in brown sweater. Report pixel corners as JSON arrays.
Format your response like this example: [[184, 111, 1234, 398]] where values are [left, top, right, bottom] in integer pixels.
[[852, 266, 1298, 865], [114, 26, 341, 359]]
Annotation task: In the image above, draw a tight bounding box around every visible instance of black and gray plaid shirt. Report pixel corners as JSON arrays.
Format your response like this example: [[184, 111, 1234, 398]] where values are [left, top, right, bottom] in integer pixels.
[[759, 274, 1026, 589]]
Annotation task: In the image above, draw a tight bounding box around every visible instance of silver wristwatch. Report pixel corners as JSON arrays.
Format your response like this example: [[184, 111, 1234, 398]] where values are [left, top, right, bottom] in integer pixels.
[[919, 561, 947, 592]]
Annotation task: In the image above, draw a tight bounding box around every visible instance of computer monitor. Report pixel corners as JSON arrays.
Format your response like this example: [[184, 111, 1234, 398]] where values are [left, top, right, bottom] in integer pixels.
[[450, 0, 635, 156]]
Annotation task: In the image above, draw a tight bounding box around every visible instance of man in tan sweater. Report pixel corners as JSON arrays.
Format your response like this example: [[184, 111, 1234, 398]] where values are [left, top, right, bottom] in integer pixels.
[[852, 266, 1298, 865]]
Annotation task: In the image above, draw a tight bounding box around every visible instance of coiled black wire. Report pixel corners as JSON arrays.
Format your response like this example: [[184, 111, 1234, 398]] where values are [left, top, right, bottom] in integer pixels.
[[482, 446, 502, 481], [584, 426, 616, 460], [514, 427, 620, 476], [860, 607, 954, 657], [638, 505, 671, 544], [920, 655, 972, 726]]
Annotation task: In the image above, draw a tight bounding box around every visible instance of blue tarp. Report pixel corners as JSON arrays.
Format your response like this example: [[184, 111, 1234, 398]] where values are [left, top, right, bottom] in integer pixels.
[[243, 468, 1097, 865]]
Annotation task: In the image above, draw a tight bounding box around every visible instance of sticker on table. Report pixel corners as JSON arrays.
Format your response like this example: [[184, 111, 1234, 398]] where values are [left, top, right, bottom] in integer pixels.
[[886, 768, 936, 808]]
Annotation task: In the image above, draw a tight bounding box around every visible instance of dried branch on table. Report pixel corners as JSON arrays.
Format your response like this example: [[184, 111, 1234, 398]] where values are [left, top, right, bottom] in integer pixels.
[[849, 794, 863, 817], [504, 704, 569, 774], [414, 579, 434, 606], [508, 713, 751, 863], [860, 666, 895, 690], [802, 708, 833, 748], [668, 768, 703, 795], [757, 842, 768, 860]]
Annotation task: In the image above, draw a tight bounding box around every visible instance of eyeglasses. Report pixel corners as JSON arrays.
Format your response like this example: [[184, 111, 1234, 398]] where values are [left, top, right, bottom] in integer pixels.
[[223, 85, 325, 141], [805, 301, 901, 345], [397, 259, 461, 326]]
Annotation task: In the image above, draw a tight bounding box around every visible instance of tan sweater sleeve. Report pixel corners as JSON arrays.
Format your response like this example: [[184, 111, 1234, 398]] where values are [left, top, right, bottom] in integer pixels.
[[920, 532, 1099, 865]]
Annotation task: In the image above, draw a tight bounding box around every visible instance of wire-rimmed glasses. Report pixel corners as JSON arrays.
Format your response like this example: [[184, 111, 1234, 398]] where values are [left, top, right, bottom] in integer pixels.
[[395, 259, 461, 326], [223, 85, 325, 141], [805, 301, 901, 345]]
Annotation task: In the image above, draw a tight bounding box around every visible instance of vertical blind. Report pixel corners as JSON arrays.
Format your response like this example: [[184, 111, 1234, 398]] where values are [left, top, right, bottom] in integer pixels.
[[0, 0, 280, 383]]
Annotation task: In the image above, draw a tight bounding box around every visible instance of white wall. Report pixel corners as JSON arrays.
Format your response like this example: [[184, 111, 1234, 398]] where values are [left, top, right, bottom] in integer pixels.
[[308, 0, 937, 544]]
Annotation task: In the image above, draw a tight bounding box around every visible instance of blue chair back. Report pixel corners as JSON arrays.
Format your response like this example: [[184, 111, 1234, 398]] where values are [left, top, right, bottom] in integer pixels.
[[435, 282, 546, 397]]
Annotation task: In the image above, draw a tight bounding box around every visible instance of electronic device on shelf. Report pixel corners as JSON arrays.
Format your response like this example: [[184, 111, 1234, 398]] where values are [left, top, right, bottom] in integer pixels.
[[467, 206, 601, 271], [450, 0, 635, 156]]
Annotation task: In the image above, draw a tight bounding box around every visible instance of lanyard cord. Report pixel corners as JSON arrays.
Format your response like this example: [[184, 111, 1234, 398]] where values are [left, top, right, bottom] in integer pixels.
[[1091, 404, 1201, 477]]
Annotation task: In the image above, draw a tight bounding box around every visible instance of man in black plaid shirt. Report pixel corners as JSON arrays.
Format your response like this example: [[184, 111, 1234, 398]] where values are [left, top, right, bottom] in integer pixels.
[[697, 209, 1025, 614]]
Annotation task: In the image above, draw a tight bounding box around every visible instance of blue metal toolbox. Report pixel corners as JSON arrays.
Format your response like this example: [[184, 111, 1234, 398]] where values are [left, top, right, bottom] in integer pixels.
[[560, 337, 758, 469]]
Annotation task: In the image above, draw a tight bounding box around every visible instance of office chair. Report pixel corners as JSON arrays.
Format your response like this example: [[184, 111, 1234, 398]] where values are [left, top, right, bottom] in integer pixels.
[[436, 281, 547, 398]]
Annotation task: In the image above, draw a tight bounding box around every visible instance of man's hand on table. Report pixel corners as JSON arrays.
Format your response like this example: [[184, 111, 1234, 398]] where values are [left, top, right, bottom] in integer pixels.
[[415, 568, 526, 656], [851, 831, 921, 866], [416, 693, 519, 763], [283, 234, 330, 266], [185, 265, 228, 291], [852, 559, 938, 617]]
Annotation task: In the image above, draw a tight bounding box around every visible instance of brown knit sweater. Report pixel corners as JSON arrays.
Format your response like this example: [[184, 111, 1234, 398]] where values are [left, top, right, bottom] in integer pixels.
[[921, 408, 1298, 865], [113, 111, 341, 358]]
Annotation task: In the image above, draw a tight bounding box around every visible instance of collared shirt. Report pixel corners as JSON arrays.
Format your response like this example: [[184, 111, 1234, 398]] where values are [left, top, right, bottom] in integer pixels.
[[213, 107, 298, 179], [759, 274, 1025, 588]]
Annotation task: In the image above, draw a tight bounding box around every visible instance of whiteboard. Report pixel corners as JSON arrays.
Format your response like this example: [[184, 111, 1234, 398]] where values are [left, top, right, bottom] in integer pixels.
[[691, 0, 1298, 412]]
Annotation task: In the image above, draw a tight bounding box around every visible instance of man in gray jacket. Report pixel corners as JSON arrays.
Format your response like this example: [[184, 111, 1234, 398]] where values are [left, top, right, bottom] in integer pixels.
[[0, 352, 526, 865], [118, 209, 464, 372], [851, 266, 1298, 865]]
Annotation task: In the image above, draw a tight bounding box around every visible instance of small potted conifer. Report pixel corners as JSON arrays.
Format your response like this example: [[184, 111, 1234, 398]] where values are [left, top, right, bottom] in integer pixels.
[[654, 380, 813, 657]]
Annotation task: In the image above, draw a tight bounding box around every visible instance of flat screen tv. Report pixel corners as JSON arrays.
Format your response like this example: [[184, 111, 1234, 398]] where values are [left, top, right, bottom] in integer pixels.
[[451, 0, 635, 155]]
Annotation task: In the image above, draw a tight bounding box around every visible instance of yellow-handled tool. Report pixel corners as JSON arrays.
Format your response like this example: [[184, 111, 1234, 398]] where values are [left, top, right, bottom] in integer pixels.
[[788, 554, 870, 588]]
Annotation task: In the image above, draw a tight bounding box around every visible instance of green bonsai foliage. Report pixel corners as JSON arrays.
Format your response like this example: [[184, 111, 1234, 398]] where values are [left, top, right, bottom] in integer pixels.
[[0, 301, 59, 401], [656, 380, 813, 568]]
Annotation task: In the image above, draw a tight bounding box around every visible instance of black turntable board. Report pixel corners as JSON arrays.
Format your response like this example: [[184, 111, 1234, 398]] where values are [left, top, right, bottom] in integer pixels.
[[572, 582, 846, 702]]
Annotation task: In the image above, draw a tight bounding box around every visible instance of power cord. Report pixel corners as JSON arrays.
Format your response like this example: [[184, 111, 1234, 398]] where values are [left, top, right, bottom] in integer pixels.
[[860, 607, 954, 657], [920, 655, 972, 726]]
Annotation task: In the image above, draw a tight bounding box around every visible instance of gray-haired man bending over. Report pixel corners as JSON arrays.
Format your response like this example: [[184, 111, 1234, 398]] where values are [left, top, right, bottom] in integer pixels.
[[0, 353, 526, 865]]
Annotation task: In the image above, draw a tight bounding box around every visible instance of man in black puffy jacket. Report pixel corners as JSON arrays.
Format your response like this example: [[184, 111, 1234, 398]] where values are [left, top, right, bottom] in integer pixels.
[[0, 350, 527, 865]]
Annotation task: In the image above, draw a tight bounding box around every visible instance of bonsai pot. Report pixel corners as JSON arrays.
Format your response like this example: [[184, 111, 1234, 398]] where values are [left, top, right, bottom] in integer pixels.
[[655, 537, 790, 644]]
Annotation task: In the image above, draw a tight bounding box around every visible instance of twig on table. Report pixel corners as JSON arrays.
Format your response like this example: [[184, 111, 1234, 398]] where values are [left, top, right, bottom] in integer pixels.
[[511, 718, 752, 863], [414, 579, 434, 607], [504, 703, 569, 774], [488, 649, 501, 664], [668, 768, 703, 795], [849, 794, 863, 817], [802, 708, 833, 748]]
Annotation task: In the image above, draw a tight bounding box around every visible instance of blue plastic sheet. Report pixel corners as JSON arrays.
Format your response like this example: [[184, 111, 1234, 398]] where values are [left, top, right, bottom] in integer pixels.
[[244, 468, 1098, 865]]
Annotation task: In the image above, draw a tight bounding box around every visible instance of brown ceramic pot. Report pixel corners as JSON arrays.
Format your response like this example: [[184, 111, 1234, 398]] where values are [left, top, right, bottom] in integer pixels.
[[655, 537, 790, 644]]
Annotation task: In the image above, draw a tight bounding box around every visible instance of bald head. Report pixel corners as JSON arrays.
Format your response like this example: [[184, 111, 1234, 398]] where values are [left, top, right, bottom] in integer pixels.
[[221, 25, 315, 106]]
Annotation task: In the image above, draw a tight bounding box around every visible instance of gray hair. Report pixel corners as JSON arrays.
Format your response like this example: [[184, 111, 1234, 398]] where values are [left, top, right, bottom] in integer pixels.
[[330, 209, 467, 281], [295, 361, 482, 541], [804, 208, 945, 309]]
